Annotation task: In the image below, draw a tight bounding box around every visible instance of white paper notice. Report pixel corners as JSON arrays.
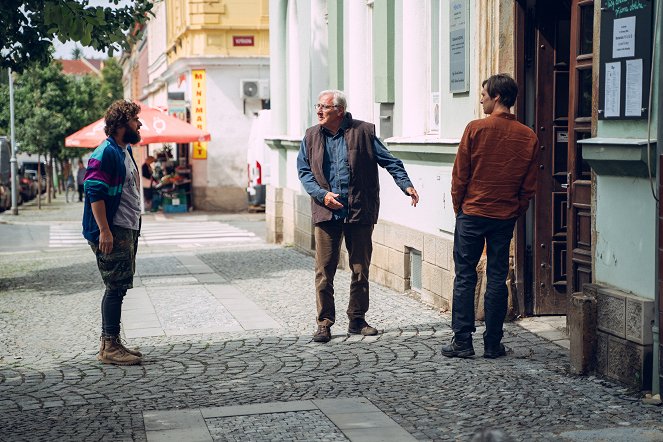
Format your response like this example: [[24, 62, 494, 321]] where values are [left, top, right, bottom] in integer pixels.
[[612, 16, 636, 58], [604, 62, 621, 118], [625, 59, 643, 117]]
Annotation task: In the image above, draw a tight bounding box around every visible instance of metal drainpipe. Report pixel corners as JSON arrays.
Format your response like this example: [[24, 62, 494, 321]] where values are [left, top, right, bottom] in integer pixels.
[[654, 0, 662, 397]]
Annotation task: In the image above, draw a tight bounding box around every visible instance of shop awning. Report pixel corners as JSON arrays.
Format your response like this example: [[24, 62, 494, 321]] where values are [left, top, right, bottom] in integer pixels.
[[65, 101, 211, 148]]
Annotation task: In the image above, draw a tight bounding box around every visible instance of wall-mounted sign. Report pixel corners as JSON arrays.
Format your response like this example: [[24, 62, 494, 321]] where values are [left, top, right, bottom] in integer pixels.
[[233, 36, 255, 46], [599, 0, 653, 120], [191, 69, 207, 160], [449, 0, 469, 93]]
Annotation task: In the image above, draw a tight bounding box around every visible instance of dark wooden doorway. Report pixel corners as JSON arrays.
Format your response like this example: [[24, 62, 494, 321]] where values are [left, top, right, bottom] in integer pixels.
[[515, 0, 594, 315]]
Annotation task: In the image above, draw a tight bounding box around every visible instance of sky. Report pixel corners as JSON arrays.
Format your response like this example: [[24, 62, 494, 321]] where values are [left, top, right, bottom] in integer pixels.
[[51, 0, 132, 59], [52, 39, 108, 60]]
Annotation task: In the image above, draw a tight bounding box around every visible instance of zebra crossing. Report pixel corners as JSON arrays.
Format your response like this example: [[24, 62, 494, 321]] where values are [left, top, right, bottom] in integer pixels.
[[48, 221, 259, 249]]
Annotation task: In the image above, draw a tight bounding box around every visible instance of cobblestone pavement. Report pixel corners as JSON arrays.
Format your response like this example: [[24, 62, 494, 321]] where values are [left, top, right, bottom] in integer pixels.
[[0, 199, 662, 441]]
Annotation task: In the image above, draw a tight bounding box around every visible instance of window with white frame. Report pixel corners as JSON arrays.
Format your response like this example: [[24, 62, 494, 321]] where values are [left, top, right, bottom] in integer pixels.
[[428, 0, 441, 134]]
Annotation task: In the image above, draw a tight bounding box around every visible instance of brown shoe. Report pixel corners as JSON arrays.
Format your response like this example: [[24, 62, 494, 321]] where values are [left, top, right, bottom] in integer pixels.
[[312, 325, 331, 343], [98, 336, 142, 365], [114, 336, 142, 357], [348, 319, 378, 336], [97, 336, 142, 360]]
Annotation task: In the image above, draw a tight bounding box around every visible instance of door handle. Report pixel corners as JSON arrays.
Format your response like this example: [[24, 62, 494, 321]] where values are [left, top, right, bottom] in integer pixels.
[[561, 184, 568, 189]]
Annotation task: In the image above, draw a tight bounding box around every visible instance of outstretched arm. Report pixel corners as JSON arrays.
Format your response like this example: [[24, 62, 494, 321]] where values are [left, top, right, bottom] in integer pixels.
[[373, 137, 418, 206]]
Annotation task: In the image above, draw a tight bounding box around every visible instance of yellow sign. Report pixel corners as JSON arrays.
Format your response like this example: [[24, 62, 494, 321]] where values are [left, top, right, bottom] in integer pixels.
[[191, 69, 207, 160]]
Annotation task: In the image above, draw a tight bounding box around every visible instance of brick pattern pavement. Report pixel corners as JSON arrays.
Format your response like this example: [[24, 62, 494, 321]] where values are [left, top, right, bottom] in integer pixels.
[[1, 222, 662, 440]]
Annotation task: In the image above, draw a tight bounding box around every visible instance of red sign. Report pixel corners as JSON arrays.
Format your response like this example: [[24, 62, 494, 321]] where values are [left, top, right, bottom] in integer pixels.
[[233, 36, 254, 46]]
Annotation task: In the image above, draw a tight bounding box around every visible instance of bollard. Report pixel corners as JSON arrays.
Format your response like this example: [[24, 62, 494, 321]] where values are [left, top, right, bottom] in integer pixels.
[[569, 293, 597, 375]]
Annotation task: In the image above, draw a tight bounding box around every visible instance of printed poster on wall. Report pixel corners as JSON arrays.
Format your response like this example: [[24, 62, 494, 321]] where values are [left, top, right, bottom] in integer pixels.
[[191, 69, 208, 160], [449, 0, 469, 93]]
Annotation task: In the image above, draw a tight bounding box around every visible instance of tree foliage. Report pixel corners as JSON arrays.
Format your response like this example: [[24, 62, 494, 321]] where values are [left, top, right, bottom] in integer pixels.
[[0, 58, 125, 161], [1, 0, 153, 72]]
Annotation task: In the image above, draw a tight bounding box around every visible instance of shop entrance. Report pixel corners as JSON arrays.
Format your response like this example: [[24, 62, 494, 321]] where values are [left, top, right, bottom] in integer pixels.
[[515, 0, 594, 315]]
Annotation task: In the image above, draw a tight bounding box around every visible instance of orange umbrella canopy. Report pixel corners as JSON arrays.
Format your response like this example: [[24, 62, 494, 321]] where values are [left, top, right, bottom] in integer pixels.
[[65, 101, 211, 148]]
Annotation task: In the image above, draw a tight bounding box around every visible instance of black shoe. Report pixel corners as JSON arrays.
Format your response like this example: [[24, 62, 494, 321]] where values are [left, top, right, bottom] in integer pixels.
[[483, 343, 507, 359], [312, 325, 331, 343], [441, 337, 475, 358], [347, 319, 378, 336]]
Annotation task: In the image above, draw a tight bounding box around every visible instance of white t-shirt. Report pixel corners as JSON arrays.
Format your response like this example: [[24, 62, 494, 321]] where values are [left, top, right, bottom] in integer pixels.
[[113, 146, 141, 230]]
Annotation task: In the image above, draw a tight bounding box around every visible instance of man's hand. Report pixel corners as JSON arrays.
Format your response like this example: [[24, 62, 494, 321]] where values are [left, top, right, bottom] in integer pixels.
[[406, 187, 419, 207], [98, 228, 114, 255], [323, 192, 344, 210]]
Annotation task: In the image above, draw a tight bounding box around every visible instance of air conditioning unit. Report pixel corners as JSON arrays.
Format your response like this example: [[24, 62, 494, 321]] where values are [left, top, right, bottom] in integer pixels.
[[240, 79, 270, 99]]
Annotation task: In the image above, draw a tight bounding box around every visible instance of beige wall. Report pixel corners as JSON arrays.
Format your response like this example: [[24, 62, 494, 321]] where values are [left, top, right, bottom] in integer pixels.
[[166, 0, 269, 63]]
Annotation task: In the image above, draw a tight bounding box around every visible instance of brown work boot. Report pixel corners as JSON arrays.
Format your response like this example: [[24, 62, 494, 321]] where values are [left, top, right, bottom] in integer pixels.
[[97, 336, 143, 360], [113, 336, 143, 357], [98, 336, 142, 366]]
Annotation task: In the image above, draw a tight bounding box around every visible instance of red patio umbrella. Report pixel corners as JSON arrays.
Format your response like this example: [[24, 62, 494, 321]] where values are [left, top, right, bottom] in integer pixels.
[[65, 101, 211, 148]]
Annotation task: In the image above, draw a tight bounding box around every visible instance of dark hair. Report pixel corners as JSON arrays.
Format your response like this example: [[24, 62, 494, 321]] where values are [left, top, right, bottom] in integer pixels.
[[104, 100, 141, 136], [482, 74, 518, 108]]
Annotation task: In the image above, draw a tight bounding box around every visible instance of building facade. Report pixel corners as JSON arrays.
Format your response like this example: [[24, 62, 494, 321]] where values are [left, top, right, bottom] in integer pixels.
[[124, 0, 271, 211], [264, 0, 662, 392]]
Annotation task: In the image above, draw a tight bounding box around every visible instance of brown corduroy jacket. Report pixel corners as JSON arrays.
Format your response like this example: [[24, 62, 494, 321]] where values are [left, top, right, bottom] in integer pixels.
[[451, 112, 539, 220]]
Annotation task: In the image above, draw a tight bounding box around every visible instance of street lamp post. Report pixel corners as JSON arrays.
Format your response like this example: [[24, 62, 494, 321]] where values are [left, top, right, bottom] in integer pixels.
[[8, 68, 18, 215]]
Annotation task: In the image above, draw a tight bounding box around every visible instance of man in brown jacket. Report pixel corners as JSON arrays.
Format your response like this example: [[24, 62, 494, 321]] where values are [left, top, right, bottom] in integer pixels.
[[442, 74, 538, 359], [297, 90, 419, 343]]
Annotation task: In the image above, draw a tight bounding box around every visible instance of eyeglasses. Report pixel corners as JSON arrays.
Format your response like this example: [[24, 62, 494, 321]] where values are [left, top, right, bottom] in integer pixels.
[[314, 104, 338, 111]]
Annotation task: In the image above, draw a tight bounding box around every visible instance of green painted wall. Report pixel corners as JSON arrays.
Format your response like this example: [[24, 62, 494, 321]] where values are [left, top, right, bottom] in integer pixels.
[[372, 0, 395, 103], [327, 0, 343, 90]]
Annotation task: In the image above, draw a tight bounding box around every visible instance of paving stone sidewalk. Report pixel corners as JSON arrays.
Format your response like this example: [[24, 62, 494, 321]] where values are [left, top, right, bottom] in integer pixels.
[[0, 202, 662, 441]]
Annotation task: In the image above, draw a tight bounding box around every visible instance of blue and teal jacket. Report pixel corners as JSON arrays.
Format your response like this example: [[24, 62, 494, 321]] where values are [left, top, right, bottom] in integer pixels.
[[82, 137, 138, 244]]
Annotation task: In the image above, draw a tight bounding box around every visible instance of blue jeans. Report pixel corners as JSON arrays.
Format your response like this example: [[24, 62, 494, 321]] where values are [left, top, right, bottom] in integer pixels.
[[451, 211, 516, 345]]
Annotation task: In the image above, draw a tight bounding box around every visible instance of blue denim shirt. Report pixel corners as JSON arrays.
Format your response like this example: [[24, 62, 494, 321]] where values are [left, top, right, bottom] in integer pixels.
[[297, 119, 413, 221]]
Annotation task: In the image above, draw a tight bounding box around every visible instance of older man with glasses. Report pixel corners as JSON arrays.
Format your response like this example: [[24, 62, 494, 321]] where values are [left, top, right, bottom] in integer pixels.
[[297, 89, 420, 343]]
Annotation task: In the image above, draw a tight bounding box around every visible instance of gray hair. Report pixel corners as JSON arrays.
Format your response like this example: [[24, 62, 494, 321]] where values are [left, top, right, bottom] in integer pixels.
[[318, 89, 347, 110]]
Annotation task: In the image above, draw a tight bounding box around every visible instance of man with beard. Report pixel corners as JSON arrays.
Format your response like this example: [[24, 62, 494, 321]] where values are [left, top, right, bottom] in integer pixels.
[[82, 100, 143, 365]]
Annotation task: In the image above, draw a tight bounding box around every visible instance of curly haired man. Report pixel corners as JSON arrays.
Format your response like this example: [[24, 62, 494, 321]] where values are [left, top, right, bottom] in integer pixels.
[[82, 100, 144, 365]]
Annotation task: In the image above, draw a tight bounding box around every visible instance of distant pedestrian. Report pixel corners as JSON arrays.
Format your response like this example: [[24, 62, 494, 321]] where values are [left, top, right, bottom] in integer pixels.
[[76, 160, 86, 202], [441, 74, 538, 359], [65, 170, 75, 203], [297, 89, 419, 343], [141, 155, 157, 210], [82, 100, 144, 365]]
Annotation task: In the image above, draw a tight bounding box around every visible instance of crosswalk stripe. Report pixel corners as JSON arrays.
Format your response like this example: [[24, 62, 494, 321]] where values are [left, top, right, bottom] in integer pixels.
[[49, 221, 259, 248]]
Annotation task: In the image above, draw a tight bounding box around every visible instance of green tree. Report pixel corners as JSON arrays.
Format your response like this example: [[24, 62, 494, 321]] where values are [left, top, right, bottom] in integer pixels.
[[1, 0, 154, 73], [97, 58, 124, 110], [71, 45, 83, 60]]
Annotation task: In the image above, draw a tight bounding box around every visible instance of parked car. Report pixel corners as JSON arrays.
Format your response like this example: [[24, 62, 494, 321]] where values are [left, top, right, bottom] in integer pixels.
[[24, 169, 46, 194], [18, 173, 38, 201], [0, 183, 9, 211]]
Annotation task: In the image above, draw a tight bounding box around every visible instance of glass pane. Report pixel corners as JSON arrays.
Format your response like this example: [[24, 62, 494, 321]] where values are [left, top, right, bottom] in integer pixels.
[[580, 5, 594, 55], [577, 69, 592, 118], [576, 131, 592, 177], [556, 18, 570, 65], [555, 72, 569, 119], [554, 129, 569, 175]]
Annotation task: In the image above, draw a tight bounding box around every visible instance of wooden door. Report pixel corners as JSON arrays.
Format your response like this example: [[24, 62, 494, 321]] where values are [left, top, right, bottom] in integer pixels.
[[531, 0, 571, 314], [566, 0, 594, 300]]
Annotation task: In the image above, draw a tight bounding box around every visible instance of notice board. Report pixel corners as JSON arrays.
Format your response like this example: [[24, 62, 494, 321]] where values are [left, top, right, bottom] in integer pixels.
[[599, 0, 653, 120]]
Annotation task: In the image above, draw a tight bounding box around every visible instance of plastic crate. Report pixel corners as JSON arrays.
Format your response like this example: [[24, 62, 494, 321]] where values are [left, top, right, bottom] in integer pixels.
[[163, 193, 187, 213], [163, 203, 187, 213]]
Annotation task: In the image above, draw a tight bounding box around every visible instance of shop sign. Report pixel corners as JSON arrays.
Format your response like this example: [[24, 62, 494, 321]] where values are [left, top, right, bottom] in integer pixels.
[[191, 69, 207, 160], [233, 36, 254, 46]]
